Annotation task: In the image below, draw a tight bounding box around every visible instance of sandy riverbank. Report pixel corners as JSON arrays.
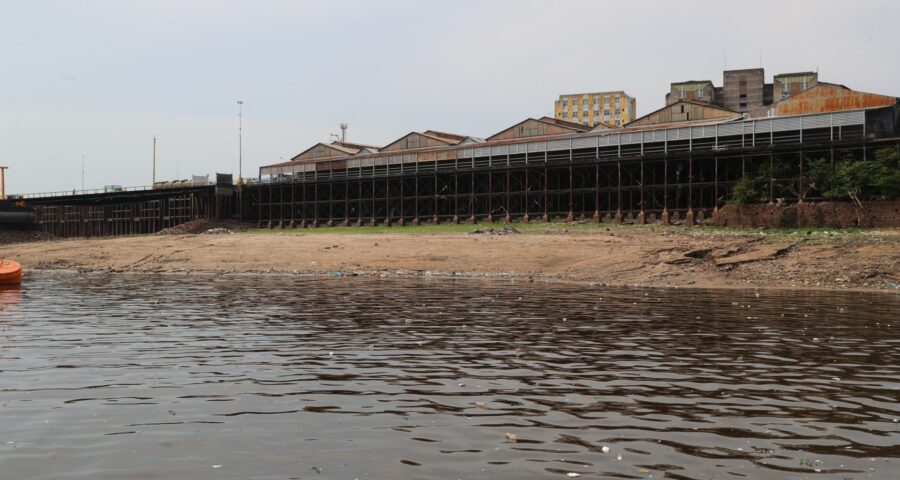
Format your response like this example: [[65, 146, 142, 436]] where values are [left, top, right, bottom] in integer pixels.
[[2, 223, 898, 291]]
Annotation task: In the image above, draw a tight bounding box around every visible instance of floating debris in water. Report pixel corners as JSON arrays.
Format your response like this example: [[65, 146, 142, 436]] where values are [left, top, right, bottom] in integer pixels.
[[601, 445, 610, 453], [566, 473, 581, 478], [504, 432, 517, 443]]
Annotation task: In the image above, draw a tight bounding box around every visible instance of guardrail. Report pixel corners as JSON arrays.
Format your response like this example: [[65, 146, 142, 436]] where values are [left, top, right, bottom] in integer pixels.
[[17, 185, 157, 199], [15, 177, 258, 200]]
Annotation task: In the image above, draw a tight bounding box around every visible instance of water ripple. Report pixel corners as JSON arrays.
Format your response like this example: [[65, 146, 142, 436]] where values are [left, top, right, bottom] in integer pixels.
[[0, 273, 898, 479]]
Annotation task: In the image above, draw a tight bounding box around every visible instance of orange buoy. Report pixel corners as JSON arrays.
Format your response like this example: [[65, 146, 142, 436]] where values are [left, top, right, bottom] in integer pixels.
[[0, 258, 22, 286]]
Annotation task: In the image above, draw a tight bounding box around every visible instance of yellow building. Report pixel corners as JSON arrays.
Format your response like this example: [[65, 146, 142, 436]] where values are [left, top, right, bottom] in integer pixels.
[[554, 91, 636, 127]]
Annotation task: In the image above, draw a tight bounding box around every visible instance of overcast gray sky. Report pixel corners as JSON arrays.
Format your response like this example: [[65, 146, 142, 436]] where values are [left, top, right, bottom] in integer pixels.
[[2, 0, 898, 193]]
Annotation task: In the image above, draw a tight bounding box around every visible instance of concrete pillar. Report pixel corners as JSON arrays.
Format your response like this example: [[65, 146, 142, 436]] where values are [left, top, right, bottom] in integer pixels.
[[636, 211, 645, 225], [593, 210, 601, 223], [661, 210, 670, 225], [522, 214, 530, 224], [685, 210, 695, 226]]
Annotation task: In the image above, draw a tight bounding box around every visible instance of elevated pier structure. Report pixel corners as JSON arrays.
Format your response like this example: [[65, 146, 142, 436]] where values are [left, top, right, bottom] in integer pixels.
[[247, 108, 899, 228]]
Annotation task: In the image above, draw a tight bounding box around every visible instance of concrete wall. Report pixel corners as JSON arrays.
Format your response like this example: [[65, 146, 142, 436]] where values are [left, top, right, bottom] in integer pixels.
[[722, 68, 766, 113], [773, 72, 818, 102], [711, 200, 900, 228], [667, 81, 716, 105]]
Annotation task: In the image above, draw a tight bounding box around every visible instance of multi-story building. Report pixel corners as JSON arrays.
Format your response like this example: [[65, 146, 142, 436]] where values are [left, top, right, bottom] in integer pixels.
[[663, 68, 819, 115], [554, 91, 635, 127], [773, 72, 818, 103]]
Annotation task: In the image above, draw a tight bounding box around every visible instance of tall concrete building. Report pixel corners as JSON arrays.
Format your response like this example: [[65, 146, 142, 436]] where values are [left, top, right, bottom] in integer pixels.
[[664, 68, 819, 114], [554, 91, 636, 127]]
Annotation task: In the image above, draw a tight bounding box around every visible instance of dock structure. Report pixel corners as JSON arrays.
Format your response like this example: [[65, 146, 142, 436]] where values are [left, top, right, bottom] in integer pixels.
[[20, 185, 220, 237], [9, 67, 900, 237], [249, 106, 899, 228]]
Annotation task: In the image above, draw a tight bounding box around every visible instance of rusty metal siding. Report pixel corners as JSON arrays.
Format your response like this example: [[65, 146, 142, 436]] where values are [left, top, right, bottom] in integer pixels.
[[380, 133, 451, 152], [487, 119, 578, 141], [750, 84, 898, 118]]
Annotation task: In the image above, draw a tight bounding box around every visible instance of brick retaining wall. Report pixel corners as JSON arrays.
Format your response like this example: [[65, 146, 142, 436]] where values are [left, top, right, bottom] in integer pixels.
[[711, 200, 900, 228]]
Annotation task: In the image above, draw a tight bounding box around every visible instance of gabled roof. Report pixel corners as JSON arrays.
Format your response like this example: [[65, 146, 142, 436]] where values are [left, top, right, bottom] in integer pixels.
[[538, 116, 591, 131], [290, 142, 358, 162], [486, 117, 590, 141], [458, 136, 485, 145], [622, 115, 743, 133], [589, 122, 619, 132], [748, 82, 898, 118], [332, 141, 381, 151], [625, 100, 739, 128], [422, 130, 468, 143], [379, 131, 461, 152]]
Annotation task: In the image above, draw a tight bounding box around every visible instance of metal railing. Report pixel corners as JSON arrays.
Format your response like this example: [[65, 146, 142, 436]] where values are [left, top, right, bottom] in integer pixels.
[[17, 185, 157, 199]]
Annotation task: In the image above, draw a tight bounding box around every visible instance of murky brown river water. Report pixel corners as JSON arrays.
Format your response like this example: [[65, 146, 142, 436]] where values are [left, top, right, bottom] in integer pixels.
[[0, 273, 898, 479]]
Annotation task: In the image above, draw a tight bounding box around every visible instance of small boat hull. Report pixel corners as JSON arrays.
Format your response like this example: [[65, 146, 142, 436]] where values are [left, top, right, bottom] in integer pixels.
[[0, 259, 22, 285]]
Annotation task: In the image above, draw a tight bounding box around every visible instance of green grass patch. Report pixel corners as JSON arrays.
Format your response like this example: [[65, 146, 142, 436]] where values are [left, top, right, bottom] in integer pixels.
[[241, 219, 639, 236]]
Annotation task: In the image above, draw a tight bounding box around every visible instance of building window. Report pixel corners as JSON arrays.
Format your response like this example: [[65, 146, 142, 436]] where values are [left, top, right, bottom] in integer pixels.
[[679, 87, 685, 100], [696, 88, 703, 99], [604, 109, 610, 116]]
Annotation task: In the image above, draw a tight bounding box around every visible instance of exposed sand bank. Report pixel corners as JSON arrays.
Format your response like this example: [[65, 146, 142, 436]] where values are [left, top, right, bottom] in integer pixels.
[[4, 223, 898, 291]]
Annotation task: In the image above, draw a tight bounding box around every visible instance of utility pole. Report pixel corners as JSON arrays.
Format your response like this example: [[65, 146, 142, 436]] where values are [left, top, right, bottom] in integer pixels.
[[152, 135, 157, 186], [237, 100, 243, 183], [0, 166, 7, 200]]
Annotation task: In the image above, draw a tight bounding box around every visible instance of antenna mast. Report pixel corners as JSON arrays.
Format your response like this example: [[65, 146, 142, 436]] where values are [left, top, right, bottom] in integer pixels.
[[340, 122, 348, 143]]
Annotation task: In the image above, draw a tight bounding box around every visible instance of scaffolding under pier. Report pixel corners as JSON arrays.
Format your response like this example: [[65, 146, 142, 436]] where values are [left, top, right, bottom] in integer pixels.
[[249, 108, 899, 227]]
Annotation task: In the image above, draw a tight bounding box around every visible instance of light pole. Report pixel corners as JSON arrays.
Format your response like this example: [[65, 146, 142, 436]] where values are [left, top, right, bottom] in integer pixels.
[[152, 135, 157, 186], [81, 153, 85, 191], [237, 100, 243, 183]]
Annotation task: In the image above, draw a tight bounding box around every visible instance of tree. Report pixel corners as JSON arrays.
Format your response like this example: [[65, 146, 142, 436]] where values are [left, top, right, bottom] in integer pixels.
[[729, 175, 759, 208]]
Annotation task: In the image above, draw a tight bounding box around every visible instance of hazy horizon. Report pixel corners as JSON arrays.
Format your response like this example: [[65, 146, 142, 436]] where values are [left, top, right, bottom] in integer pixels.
[[2, 0, 898, 193]]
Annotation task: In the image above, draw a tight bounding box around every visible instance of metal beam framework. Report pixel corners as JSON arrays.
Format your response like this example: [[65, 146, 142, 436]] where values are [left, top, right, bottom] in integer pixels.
[[31, 191, 212, 237], [248, 129, 896, 228]]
